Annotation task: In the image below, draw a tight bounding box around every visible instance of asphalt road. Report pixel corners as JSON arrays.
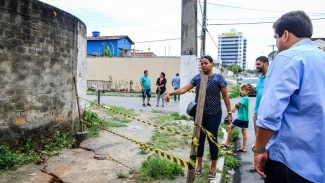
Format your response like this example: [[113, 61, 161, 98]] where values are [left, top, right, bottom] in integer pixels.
[[86, 95, 263, 183]]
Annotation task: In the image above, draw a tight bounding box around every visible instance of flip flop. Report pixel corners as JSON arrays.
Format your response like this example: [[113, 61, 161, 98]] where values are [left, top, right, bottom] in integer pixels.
[[236, 148, 247, 153]]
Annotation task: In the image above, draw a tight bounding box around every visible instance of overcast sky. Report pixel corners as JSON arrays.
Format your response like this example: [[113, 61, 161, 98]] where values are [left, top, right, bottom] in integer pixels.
[[39, 0, 325, 69]]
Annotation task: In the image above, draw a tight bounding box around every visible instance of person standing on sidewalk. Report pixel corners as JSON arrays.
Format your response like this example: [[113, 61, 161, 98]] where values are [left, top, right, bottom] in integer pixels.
[[254, 11, 325, 183], [156, 72, 167, 107], [249, 56, 269, 173], [171, 73, 180, 101], [166, 55, 232, 178], [140, 70, 151, 107]]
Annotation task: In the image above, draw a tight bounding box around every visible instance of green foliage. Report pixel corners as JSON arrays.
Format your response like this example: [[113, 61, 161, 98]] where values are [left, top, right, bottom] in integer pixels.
[[149, 130, 179, 150], [227, 65, 242, 74], [105, 106, 137, 117], [43, 131, 75, 152], [138, 156, 184, 181], [231, 128, 240, 142], [224, 156, 240, 169], [0, 145, 19, 171], [83, 108, 135, 137], [229, 85, 240, 99], [0, 130, 74, 172], [103, 42, 112, 57]]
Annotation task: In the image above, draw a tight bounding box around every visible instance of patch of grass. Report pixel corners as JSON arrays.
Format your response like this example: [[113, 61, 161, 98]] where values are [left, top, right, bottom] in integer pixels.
[[105, 105, 137, 117], [83, 109, 134, 137], [149, 130, 180, 150], [229, 85, 240, 99], [149, 112, 194, 150], [194, 163, 210, 183], [218, 126, 224, 139], [137, 156, 184, 181], [0, 130, 75, 172], [43, 131, 75, 152]]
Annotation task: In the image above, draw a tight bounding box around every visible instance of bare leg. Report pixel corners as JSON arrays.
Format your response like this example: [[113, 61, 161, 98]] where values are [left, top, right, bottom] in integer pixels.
[[147, 97, 150, 104], [210, 160, 217, 172], [241, 128, 247, 151], [225, 124, 235, 145], [197, 157, 203, 171]]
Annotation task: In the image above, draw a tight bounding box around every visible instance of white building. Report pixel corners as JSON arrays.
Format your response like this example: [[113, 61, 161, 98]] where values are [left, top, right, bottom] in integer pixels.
[[218, 29, 247, 70]]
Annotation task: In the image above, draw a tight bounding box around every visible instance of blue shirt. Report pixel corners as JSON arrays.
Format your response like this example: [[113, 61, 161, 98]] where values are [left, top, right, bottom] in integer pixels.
[[256, 39, 325, 183], [190, 73, 227, 115], [172, 76, 180, 89], [140, 75, 151, 89], [254, 74, 265, 114]]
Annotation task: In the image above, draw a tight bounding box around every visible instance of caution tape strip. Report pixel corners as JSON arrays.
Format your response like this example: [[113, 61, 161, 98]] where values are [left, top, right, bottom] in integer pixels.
[[79, 96, 192, 138], [103, 128, 192, 169], [105, 153, 132, 169], [79, 96, 225, 153]]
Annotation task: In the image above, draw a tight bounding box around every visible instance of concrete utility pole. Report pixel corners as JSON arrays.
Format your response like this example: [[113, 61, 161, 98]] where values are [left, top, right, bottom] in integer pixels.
[[200, 0, 207, 56], [180, 0, 198, 115]]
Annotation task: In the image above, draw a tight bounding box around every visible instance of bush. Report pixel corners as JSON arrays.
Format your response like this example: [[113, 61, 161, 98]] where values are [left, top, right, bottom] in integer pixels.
[[229, 85, 240, 99], [139, 156, 184, 180]]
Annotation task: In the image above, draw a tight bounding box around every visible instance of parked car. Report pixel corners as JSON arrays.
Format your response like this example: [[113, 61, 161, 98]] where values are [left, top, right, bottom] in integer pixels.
[[240, 78, 258, 96]]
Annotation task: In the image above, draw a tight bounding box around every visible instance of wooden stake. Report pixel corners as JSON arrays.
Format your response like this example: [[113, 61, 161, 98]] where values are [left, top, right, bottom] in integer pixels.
[[73, 77, 83, 132], [186, 74, 208, 183]]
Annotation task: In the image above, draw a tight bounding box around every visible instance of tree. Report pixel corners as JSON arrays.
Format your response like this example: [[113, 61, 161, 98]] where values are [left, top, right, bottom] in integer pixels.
[[227, 65, 242, 75]]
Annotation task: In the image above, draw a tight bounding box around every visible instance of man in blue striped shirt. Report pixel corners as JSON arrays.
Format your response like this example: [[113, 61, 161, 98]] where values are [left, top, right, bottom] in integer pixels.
[[254, 11, 325, 183]]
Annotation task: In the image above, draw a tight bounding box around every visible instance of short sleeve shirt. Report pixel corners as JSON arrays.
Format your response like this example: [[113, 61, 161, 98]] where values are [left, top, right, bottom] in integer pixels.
[[238, 96, 249, 121], [190, 73, 227, 115], [140, 75, 151, 89]]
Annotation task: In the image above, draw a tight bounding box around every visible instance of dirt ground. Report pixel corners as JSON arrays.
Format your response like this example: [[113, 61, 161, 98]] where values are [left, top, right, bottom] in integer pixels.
[[0, 108, 193, 183]]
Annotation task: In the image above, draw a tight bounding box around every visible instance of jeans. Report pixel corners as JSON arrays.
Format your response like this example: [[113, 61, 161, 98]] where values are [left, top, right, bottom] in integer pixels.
[[174, 87, 180, 101], [156, 91, 166, 106], [197, 113, 222, 160], [265, 159, 312, 183]]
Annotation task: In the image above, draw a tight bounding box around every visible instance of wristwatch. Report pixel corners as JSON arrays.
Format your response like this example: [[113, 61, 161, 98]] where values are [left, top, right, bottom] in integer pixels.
[[252, 146, 266, 154]]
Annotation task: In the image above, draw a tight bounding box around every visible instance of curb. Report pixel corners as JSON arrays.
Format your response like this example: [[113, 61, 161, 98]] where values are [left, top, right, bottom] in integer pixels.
[[210, 127, 228, 183]]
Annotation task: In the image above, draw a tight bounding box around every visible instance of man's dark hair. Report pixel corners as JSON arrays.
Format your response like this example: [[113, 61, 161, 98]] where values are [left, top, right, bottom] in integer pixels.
[[200, 55, 213, 63], [256, 56, 269, 64], [144, 70, 148, 74], [161, 72, 165, 78], [273, 10, 313, 38], [176, 73, 179, 76]]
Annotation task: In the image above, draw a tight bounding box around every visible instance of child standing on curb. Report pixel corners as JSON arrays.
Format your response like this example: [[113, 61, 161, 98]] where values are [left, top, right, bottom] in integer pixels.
[[221, 84, 251, 152]]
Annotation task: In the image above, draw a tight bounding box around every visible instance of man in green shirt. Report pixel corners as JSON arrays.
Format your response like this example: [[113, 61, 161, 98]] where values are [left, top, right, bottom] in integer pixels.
[[140, 70, 151, 107], [253, 56, 269, 133]]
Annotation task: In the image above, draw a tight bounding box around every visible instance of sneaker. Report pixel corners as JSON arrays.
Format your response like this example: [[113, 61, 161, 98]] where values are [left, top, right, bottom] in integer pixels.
[[147, 103, 151, 106], [143, 104, 146, 107]]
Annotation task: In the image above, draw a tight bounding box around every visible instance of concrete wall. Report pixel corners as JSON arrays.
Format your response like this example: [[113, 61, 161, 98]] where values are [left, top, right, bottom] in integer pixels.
[[0, 0, 87, 144], [87, 57, 180, 92]]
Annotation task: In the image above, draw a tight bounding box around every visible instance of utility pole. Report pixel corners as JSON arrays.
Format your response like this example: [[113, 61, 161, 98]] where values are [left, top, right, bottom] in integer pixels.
[[200, 0, 207, 56], [181, 0, 197, 55]]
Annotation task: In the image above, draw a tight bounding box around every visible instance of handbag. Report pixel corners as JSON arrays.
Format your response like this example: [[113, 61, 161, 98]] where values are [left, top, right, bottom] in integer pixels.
[[186, 101, 197, 117]]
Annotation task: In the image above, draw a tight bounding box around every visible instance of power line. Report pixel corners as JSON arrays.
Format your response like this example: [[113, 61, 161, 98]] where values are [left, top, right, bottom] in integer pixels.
[[207, 2, 325, 15], [135, 38, 181, 43], [206, 29, 218, 50], [208, 17, 325, 26], [207, 2, 284, 13]]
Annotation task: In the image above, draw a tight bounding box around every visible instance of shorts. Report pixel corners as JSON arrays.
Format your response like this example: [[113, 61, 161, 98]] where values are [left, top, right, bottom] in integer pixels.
[[142, 89, 151, 98], [232, 119, 248, 128]]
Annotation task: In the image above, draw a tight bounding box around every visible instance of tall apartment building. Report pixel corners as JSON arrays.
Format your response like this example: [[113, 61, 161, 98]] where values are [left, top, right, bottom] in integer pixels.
[[218, 29, 247, 70]]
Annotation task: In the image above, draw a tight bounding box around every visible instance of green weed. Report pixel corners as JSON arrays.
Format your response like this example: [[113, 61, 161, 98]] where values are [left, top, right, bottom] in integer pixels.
[[137, 156, 184, 181], [229, 85, 240, 99], [116, 170, 128, 178]]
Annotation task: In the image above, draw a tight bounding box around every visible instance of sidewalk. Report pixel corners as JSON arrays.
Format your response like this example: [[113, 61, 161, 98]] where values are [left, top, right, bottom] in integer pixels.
[[235, 97, 263, 183]]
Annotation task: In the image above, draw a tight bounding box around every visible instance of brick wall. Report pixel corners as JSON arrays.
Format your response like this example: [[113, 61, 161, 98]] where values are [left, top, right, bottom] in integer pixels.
[[0, 0, 87, 144]]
